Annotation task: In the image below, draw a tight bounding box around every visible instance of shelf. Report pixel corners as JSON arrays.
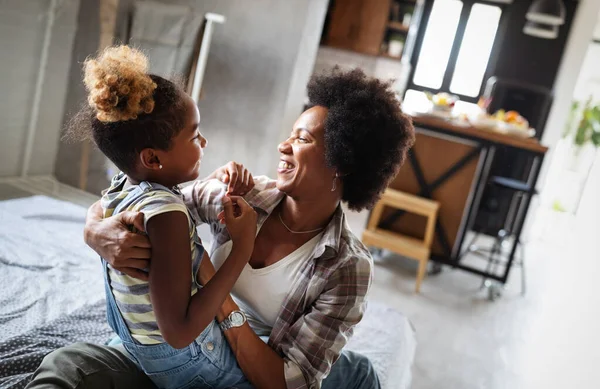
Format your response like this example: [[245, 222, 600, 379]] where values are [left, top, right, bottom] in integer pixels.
[[387, 21, 410, 33], [379, 53, 403, 61]]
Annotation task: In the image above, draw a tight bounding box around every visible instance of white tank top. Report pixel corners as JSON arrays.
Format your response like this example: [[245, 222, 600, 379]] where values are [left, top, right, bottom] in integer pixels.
[[210, 232, 323, 336]]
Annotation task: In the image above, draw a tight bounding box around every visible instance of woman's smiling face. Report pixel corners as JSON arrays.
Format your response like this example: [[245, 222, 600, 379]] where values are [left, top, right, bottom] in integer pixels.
[[276, 106, 337, 199]]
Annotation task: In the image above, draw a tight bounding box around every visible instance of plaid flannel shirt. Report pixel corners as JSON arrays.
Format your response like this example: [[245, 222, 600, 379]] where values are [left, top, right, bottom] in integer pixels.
[[182, 176, 373, 389]]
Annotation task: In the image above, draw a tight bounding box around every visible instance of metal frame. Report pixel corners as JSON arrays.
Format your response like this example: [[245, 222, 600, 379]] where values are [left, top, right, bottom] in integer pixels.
[[385, 122, 546, 284]]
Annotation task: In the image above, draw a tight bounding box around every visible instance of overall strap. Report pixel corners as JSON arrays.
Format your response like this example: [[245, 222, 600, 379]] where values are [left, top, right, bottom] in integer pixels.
[[102, 185, 147, 344]]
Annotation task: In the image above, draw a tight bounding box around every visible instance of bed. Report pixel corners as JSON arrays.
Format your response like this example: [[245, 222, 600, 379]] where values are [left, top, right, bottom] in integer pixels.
[[0, 196, 416, 389]]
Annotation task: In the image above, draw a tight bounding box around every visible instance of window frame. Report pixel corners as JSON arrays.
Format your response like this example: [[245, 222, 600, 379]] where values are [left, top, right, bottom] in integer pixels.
[[405, 0, 509, 103]]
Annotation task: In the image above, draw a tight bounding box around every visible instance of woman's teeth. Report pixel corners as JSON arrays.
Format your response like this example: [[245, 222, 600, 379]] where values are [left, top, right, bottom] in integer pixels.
[[279, 161, 294, 170]]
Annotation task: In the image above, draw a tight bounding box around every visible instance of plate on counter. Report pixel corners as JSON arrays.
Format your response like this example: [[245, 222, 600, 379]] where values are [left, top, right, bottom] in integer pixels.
[[408, 108, 456, 121], [470, 117, 536, 138], [503, 124, 536, 138], [469, 116, 500, 131]]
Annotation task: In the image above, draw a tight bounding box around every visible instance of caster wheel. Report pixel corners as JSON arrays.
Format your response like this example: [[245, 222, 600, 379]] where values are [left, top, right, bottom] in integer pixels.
[[486, 282, 503, 301], [429, 262, 443, 275]]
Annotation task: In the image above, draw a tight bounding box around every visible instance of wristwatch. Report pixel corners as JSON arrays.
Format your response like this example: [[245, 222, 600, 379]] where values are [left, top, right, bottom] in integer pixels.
[[219, 310, 247, 331]]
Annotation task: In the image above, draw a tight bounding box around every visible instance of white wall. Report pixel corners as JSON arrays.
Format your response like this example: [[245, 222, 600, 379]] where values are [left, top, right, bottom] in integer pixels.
[[0, 0, 79, 177], [572, 43, 600, 102], [536, 9, 600, 217], [539, 1, 600, 192], [594, 15, 600, 41]]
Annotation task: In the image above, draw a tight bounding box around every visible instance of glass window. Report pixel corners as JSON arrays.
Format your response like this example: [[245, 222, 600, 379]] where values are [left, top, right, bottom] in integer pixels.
[[450, 4, 502, 97], [413, 0, 463, 89]]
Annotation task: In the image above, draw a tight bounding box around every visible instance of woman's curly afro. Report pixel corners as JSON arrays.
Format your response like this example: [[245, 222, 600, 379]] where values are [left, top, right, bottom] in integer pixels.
[[307, 67, 415, 211]]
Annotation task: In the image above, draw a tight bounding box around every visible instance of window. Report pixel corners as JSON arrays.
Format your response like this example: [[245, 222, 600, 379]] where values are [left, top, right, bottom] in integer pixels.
[[450, 4, 502, 96], [411, 0, 504, 100], [413, 0, 463, 89]]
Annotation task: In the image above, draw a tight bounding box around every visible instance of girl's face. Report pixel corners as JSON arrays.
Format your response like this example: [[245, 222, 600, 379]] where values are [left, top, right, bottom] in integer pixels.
[[159, 94, 206, 185]]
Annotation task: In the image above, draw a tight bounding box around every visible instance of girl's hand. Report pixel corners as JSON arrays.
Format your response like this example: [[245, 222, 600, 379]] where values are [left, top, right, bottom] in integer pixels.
[[210, 161, 255, 195], [220, 196, 257, 256]]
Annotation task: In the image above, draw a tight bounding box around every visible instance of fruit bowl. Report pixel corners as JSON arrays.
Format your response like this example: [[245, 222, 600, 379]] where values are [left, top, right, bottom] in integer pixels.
[[425, 92, 459, 112]]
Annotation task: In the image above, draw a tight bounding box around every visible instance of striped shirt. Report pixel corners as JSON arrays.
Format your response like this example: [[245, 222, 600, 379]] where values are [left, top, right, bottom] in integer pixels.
[[101, 172, 203, 345], [182, 176, 373, 389]]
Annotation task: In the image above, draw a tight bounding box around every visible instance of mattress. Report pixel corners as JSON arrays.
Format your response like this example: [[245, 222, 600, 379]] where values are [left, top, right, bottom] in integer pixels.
[[0, 196, 104, 341]]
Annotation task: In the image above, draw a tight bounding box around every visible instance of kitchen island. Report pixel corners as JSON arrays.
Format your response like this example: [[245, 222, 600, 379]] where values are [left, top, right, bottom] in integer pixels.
[[380, 113, 548, 284]]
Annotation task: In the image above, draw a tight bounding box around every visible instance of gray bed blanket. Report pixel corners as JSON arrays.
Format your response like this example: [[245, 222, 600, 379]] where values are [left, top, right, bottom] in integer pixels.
[[0, 196, 104, 341], [0, 300, 112, 389]]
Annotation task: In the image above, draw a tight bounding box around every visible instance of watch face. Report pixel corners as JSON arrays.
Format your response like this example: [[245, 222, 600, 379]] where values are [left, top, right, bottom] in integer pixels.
[[230, 311, 245, 327]]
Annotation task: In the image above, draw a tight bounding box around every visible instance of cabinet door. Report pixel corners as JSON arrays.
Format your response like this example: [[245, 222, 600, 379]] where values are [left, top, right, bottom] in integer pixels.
[[325, 0, 390, 56]]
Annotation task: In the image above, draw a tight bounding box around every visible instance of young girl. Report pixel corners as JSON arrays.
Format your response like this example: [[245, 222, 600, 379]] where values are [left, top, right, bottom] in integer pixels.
[[70, 45, 256, 389]]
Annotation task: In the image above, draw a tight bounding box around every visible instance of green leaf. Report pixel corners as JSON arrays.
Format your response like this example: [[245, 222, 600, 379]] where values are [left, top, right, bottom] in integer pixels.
[[574, 118, 589, 146], [592, 131, 600, 147], [563, 100, 581, 138], [552, 200, 567, 213]]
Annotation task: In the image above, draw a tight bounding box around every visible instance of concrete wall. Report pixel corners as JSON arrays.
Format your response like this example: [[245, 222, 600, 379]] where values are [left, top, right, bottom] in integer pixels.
[[54, 0, 328, 194], [313, 46, 408, 94], [54, 0, 104, 193], [0, 0, 79, 177]]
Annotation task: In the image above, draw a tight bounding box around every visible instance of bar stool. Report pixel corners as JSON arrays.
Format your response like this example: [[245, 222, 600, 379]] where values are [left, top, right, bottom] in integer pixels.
[[362, 188, 440, 293], [465, 176, 537, 299]]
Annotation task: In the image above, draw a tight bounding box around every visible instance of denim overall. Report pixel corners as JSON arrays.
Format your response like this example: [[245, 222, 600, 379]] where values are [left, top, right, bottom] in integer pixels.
[[103, 181, 251, 389]]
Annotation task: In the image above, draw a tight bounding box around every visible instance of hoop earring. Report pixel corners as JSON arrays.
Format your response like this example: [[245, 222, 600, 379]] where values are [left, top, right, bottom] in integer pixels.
[[331, 174, 337, 192]]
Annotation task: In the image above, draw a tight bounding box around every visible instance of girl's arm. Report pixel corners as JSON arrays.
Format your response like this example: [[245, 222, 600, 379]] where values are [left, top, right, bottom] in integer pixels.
[[148, 197, 256, 349]]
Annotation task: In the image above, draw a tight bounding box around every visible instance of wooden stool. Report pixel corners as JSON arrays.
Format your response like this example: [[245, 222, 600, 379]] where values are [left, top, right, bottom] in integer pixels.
[[362, 189, 440, 293]]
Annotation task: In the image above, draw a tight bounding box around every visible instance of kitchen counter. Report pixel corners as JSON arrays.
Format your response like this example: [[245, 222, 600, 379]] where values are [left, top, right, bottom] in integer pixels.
[[410, 114, 548, 154], [379, 110, 548, 283]]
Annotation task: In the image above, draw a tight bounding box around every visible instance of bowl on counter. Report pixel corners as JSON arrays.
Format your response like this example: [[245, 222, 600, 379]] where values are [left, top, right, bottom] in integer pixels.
[[425, 92, 459, 113]]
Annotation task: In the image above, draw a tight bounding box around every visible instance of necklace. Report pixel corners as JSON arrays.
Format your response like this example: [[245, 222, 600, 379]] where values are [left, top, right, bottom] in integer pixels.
[[278, 212, 325, 234]]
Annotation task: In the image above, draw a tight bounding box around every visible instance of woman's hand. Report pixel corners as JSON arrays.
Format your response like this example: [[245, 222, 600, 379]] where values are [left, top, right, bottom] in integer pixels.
[[221, 195, 257, 256], [84, 201, 151, 280], [208, 161, 255, 195]]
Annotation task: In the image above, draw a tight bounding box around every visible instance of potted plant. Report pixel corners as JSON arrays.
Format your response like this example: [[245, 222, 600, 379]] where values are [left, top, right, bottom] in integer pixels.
[[550, 97, 600, 213], [387, 33, 405, 58]]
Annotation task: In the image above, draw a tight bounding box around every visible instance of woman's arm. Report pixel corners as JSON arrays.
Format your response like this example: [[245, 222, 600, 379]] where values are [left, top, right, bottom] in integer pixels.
[[198, 259, 287, 389], [148, 197, 257, 349], [84, 200, 151, 280]]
